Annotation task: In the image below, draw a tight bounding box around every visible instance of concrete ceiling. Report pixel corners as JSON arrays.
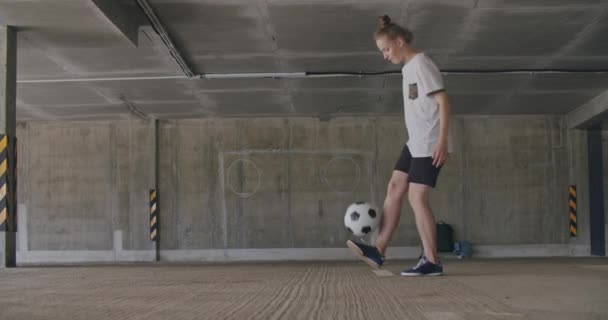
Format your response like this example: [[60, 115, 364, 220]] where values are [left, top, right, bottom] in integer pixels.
[[2, 0, 608, 121]]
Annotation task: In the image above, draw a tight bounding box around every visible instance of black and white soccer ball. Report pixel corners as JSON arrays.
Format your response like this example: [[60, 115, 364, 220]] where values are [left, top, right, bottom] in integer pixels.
[[344, 201, 381, 237]]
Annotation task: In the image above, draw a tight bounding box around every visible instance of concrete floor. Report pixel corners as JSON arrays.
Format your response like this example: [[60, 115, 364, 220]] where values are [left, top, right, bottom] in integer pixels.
[[0, 258, 606, 320]]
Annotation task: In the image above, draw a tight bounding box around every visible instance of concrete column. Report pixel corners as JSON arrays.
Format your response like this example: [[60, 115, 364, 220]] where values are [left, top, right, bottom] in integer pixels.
[[154, 119, 160, 261], [0, 25, 17, 268], [588, 128, 605, 256]]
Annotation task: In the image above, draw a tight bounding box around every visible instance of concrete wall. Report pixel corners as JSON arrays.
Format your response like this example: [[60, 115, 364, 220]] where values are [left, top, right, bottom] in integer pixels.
[[16, 121, 155, 259], [604, 131, 608, 251], [14, 116, 603, 263]]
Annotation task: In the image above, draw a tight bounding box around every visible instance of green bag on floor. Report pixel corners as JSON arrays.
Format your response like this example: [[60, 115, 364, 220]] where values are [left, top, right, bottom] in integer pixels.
[[436, 221, 454, 253]]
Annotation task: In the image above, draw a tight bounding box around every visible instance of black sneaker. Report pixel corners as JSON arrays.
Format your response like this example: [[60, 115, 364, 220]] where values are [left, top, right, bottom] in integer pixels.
[[346, 240, 385, 269], [400, 256, 443, 276]]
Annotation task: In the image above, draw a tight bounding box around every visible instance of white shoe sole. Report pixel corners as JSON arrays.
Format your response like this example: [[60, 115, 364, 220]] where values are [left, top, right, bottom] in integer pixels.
[[346, 240, 381, 270], [400, 272, 443, 277]]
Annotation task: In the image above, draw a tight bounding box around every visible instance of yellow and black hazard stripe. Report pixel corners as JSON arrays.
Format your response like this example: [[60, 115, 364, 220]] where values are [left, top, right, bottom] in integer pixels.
[[150, 189, 158, 241], [0, 135, 7, 231], [569, 185, 577, 237]]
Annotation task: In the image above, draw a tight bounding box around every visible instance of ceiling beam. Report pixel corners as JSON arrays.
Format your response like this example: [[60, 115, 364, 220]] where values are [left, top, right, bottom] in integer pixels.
[[135, 0, 195, 78], [90, 0, 142, 46], [567, 90, 608, 129]]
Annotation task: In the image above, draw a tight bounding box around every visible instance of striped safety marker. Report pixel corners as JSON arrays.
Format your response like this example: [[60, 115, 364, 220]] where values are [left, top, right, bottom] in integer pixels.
[[150, 189, 158, 241], [569, 185, 577, 237], [0, 135, 6, 231]]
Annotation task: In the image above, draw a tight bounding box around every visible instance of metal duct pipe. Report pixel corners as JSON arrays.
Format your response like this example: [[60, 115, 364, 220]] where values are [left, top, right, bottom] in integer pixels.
[[17, 69, 608, 83]]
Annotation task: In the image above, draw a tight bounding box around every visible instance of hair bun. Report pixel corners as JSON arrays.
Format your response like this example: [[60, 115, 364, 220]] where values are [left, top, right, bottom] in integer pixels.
[[379, 15, 391, 28], [374, 14, 413, 43]]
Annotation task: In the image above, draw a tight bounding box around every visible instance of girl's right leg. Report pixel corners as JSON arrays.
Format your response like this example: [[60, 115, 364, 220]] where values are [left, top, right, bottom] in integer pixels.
[[375, 170, 409, 255]]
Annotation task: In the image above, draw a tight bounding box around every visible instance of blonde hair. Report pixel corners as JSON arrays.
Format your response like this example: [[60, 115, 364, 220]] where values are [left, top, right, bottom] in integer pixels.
[[375, 15, 413, 43]]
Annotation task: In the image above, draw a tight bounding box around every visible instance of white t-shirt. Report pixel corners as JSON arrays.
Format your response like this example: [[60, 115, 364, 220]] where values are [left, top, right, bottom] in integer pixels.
[[401, 53, 451, 157]]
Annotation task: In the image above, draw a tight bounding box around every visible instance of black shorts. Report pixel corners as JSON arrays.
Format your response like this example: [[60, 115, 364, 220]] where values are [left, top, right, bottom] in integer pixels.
[[394, 145, 442, 188]]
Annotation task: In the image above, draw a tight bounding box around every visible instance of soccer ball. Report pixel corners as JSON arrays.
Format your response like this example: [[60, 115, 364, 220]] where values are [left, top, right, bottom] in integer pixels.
[[344, 201, 381, 237]]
